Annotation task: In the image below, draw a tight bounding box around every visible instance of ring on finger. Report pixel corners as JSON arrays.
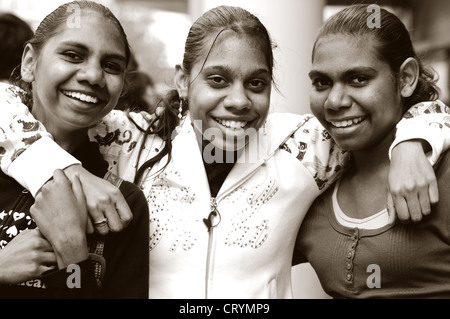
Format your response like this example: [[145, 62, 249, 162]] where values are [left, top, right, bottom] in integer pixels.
[[93, 217, 108, 227]]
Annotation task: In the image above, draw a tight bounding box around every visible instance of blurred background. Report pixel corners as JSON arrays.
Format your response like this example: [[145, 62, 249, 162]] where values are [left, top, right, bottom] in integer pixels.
[[1, 0, 448, 298]]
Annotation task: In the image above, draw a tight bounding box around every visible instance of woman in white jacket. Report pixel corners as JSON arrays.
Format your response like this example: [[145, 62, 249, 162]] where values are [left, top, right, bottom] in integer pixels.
[[0, 5, 449, 298]]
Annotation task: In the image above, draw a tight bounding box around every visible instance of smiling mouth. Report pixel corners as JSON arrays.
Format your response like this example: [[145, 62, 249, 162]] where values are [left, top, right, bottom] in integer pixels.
[[62, 90, 101, 104], [330, 117, 365, 128], [214, 118, 248, 129]]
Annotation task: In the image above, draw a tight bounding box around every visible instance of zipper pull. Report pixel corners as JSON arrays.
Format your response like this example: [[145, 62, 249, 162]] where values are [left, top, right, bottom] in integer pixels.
[[203, 198, 221, 232]]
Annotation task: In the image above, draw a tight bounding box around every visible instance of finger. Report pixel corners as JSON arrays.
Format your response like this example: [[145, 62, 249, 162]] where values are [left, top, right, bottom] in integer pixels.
[[89, 207, 110, 236], [418, 187, 432, 217], [114, 198, 134, 230], [31, 230, 56, 253], [428, 178, 439, 205], [405, 194, 423, 223], [386, 192, 396, 219], [40, 264, 57, 276], [86, 219, 95, 234], [93, 221, 109, 236], [391, 195, 410, 223], [41, 251, 58, 264], [52, 168, 69, 184], [102, 201, 132, 233]]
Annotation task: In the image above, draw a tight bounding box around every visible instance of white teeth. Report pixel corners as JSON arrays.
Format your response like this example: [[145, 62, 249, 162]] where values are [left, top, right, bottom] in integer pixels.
[[216, 118, 247, 129], [331, 117, 364, 128], [63, 90, 99, 104]]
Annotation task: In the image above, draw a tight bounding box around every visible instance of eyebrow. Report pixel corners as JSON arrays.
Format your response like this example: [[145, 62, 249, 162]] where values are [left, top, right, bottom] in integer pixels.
[[309, 66, 378, 79], [60, 41, 127, 62], [203, 65, 271, 77]]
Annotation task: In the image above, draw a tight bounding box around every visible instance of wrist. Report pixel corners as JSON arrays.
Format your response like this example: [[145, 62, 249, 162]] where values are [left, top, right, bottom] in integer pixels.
[[52, 235, 89, 269], [393, 139, 428, 155]]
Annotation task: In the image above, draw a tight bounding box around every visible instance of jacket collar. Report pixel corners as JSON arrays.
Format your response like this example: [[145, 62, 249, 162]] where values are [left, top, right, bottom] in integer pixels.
[[170, 112, 304, 198]]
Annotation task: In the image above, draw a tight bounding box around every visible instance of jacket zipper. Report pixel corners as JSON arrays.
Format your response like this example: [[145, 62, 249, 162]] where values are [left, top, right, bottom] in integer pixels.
[[202, 122, 299, 297], [203, 162, 264, 298], [204, 197, 220, 298]]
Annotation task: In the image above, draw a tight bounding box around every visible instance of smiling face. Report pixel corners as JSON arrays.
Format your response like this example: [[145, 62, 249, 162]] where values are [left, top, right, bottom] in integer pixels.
[[179, 33, 272, 152], [309, 34, 404, 152], [23, 10, 127, 135]]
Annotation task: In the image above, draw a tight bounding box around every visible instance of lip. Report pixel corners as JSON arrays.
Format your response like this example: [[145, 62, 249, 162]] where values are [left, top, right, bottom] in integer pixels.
[[212, 116, 258, 130], [328, 116, 365, 128], [61, 89, 107, 105]]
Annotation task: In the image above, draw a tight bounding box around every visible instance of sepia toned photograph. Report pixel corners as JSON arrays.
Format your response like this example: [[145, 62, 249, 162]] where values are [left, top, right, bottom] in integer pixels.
[[0, 0, 449, 310]]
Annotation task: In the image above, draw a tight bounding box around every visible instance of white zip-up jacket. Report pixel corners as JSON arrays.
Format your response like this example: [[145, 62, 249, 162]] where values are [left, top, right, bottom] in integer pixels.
[[1, 83, 449, 298], [87, 110, 347, 298]]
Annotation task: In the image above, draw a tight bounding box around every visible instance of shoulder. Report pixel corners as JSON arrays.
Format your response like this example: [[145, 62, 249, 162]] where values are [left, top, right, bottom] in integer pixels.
[[266, 112, 314, 127], [404, 100, 450, 117], [265, 112, 319, 144], [0, 83, 25, 104]]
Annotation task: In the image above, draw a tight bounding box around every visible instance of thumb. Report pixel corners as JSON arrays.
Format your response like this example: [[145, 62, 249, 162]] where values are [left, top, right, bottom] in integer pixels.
[[386, 191, 396, 220]]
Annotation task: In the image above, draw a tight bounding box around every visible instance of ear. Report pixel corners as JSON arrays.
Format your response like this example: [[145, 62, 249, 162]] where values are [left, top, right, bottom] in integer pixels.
[[398, 57, 419, 98], [21, 43, 37, 83], [174, 64, 189, 99]]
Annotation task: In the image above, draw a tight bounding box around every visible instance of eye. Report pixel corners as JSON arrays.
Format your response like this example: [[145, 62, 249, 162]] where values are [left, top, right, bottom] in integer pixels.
[[207, 76, 228, 87], [311, 78, 331, 91], [103, 61, 124, 75], [248, 79, 267, 92], [350, 75, 369, 86], [62, 51, 83, 62]]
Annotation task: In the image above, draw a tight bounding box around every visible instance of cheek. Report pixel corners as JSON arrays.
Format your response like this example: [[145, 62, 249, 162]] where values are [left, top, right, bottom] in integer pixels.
[[188, 89, 215, 120], [256, 96, 271, 119], [309, 91, 325, 118], [108, 76, 125, 102]]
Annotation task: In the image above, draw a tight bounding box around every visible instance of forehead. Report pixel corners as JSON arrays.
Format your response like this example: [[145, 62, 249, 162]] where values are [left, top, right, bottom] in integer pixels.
[[49, 10, 126, 55], [312, 34, 386, 73], [200, 33, 270, 71]]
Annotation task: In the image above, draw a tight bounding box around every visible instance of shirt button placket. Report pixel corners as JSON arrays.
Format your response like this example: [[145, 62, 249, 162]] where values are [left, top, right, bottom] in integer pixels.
[[345, 228, 359, 284]]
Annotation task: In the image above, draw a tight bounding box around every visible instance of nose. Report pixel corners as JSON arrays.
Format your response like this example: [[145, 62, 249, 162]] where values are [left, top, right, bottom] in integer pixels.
[[223, 84, 251, 110], [76, 61, 106, 87], [324, 83, 351, 111]]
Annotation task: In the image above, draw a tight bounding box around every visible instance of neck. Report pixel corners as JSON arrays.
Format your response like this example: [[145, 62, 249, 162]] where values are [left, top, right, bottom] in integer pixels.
[[52, 129, 87, 153], [347, 129, 395, 175], [32, 108, 87, 154], [338, 129, 396, 218], [39, 120, 87, 154]]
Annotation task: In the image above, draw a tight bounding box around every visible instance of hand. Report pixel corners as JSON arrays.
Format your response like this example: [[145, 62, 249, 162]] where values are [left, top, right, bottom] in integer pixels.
[[63, 164, 133, 235], [30, 169, 89, 268], [388, 140, 439, 223], [0, 229, 56, 284]]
